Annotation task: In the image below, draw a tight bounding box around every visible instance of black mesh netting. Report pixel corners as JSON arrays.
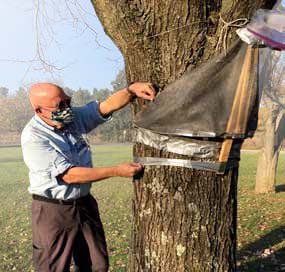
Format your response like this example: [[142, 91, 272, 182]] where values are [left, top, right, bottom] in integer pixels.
[[134, 41, 259, 139]]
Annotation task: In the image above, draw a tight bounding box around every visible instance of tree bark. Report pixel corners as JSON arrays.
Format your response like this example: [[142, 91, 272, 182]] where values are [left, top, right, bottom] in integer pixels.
[[255, 48, 285, 194], [255, 107, 285, 193], [91, 0, 275, 271]]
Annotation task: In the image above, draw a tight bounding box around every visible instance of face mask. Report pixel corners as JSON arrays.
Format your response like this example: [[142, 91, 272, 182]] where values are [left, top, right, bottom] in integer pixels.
[[51, 107, 74, 126]]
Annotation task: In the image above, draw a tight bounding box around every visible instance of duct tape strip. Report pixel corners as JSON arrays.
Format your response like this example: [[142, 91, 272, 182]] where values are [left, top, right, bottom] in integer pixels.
[[134, 157, 231, 173], [134, 127, 221, 159]]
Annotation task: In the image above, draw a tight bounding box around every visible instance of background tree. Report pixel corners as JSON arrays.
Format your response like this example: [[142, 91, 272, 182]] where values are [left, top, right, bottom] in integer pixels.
[[92, 1, 275, 271], [255, 51, 285, 193], [0, 70, 132, 144], [109, 70, 132, 142], [0, 87, 9, 97], [71, 88, 92, 106], [0, 87, 33, 133], [92, 70, 132, 142]]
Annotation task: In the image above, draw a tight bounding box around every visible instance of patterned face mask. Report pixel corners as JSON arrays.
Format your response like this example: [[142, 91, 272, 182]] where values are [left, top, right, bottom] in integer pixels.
[[51, 107, 74, 126]]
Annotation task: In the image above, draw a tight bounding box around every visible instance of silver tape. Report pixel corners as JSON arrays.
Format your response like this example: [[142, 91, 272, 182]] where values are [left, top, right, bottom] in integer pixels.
[[134, 127, 220, 159], [134, 157, 227, 172]]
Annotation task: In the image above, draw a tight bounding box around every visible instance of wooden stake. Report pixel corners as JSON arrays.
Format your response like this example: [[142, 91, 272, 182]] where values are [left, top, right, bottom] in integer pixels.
[[218, 47, 259, 174]]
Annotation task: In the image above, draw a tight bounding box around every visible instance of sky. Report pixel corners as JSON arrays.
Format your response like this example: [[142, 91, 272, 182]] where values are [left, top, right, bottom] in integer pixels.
[[0, 0, 284, 94], [0, 0, 124, 93]]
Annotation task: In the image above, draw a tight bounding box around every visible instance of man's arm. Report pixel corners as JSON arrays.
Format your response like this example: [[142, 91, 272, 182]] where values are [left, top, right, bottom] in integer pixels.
[[99, 82, 155, 116], [61, 162, 142, 184]]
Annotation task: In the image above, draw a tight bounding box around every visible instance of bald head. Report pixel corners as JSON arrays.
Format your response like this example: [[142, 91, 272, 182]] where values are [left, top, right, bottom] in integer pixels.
[[29, 83, 69, 110]]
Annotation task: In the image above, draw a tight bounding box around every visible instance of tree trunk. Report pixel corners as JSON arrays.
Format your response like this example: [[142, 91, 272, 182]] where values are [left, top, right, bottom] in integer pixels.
[[255, 107, 285, 193], [91, 1, 275, 271], [255, 48, 285, 194]]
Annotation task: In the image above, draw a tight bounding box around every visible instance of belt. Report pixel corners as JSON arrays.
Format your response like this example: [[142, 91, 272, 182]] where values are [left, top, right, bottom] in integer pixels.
[[32, 194, 90, 205]]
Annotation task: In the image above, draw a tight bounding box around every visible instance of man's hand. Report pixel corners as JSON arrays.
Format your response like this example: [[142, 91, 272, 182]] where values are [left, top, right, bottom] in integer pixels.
[[99, 82, 156, 116], [128, 82, 156, 101], [115, 162, 143, 177]]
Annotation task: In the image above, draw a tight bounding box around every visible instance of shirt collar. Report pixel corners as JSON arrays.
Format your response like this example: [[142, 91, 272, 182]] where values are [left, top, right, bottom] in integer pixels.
[[34, 114, 55, 131]]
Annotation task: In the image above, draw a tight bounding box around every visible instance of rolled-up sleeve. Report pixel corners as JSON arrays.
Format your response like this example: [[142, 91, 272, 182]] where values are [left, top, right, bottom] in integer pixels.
[[51, 151, 74, 178], [22, 138, 74, 179], [73, 101, 112, 133]]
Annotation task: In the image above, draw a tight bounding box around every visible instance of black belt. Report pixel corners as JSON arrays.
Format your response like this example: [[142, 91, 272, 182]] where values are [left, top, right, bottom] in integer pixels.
[[32, 194, 90, 205]]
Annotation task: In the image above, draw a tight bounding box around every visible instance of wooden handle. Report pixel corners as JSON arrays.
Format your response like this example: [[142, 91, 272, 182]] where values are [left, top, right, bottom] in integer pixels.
[[218, 47, 258, 172], [219, 139, 233, 163]]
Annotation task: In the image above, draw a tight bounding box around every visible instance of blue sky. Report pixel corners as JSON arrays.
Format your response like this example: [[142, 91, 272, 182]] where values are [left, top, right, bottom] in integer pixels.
[[1, 0, 284, 94], [0, 1, 124, 93]]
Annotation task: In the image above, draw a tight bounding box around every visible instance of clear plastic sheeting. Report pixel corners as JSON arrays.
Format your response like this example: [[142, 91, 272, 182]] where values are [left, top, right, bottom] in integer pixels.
[[134, 127, 221, 159], [236, 28, 263, 47], [133, 157, 228, 173], [247, 9, 285, 50]]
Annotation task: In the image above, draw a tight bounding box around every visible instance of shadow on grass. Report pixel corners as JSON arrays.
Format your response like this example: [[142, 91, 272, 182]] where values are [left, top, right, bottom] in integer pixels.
[[276, 184, 285, 193], [238, 226, 285, 272]]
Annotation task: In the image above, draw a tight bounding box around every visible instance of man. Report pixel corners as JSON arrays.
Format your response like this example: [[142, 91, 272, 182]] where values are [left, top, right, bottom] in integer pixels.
[[21, 82, 155, 272]]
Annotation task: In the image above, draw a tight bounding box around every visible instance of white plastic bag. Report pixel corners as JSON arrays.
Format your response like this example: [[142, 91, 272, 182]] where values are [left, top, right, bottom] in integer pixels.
[[236, 28, 262, 46], [246, 9, 285, 50]]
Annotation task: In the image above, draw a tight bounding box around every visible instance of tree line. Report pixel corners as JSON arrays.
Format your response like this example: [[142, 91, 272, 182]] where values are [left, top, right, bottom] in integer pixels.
[[0, 70, 132, 143]]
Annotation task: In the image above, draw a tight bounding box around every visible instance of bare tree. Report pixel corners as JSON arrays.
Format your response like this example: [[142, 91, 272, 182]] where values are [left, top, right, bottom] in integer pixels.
[[255, 50, 285, 193], [0, 0, 108, 87], [91, 1, 275, 271]]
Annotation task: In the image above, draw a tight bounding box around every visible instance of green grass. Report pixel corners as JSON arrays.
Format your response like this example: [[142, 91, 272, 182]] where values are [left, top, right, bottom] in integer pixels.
[[237, 151, 285, 272], [0, 146, 284, 271]]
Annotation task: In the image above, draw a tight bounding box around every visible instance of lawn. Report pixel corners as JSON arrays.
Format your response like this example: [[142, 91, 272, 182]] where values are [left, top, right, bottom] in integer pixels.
[[0, 145, 284, 272]]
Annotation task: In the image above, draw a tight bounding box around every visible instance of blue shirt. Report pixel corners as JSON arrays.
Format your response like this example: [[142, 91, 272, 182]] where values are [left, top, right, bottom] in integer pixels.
[[21, 101, 110, 200]]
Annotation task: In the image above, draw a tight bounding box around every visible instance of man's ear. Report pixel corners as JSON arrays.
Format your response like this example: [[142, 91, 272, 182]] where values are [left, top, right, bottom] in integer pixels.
[[35, 108, 42, 114]]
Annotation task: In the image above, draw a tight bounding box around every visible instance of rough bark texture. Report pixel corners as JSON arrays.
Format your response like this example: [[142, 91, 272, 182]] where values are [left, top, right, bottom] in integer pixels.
[[91, 0, 275, 271]]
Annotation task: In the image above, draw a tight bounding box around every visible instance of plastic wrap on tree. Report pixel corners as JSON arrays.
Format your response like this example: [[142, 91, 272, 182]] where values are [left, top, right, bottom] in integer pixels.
[[246, 8, 285, 50], [236, 28, 263, 46]]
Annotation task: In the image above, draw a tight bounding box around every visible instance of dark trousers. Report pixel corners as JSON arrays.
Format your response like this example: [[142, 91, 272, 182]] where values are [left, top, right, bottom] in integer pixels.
[[31, 194, 109, 272]]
